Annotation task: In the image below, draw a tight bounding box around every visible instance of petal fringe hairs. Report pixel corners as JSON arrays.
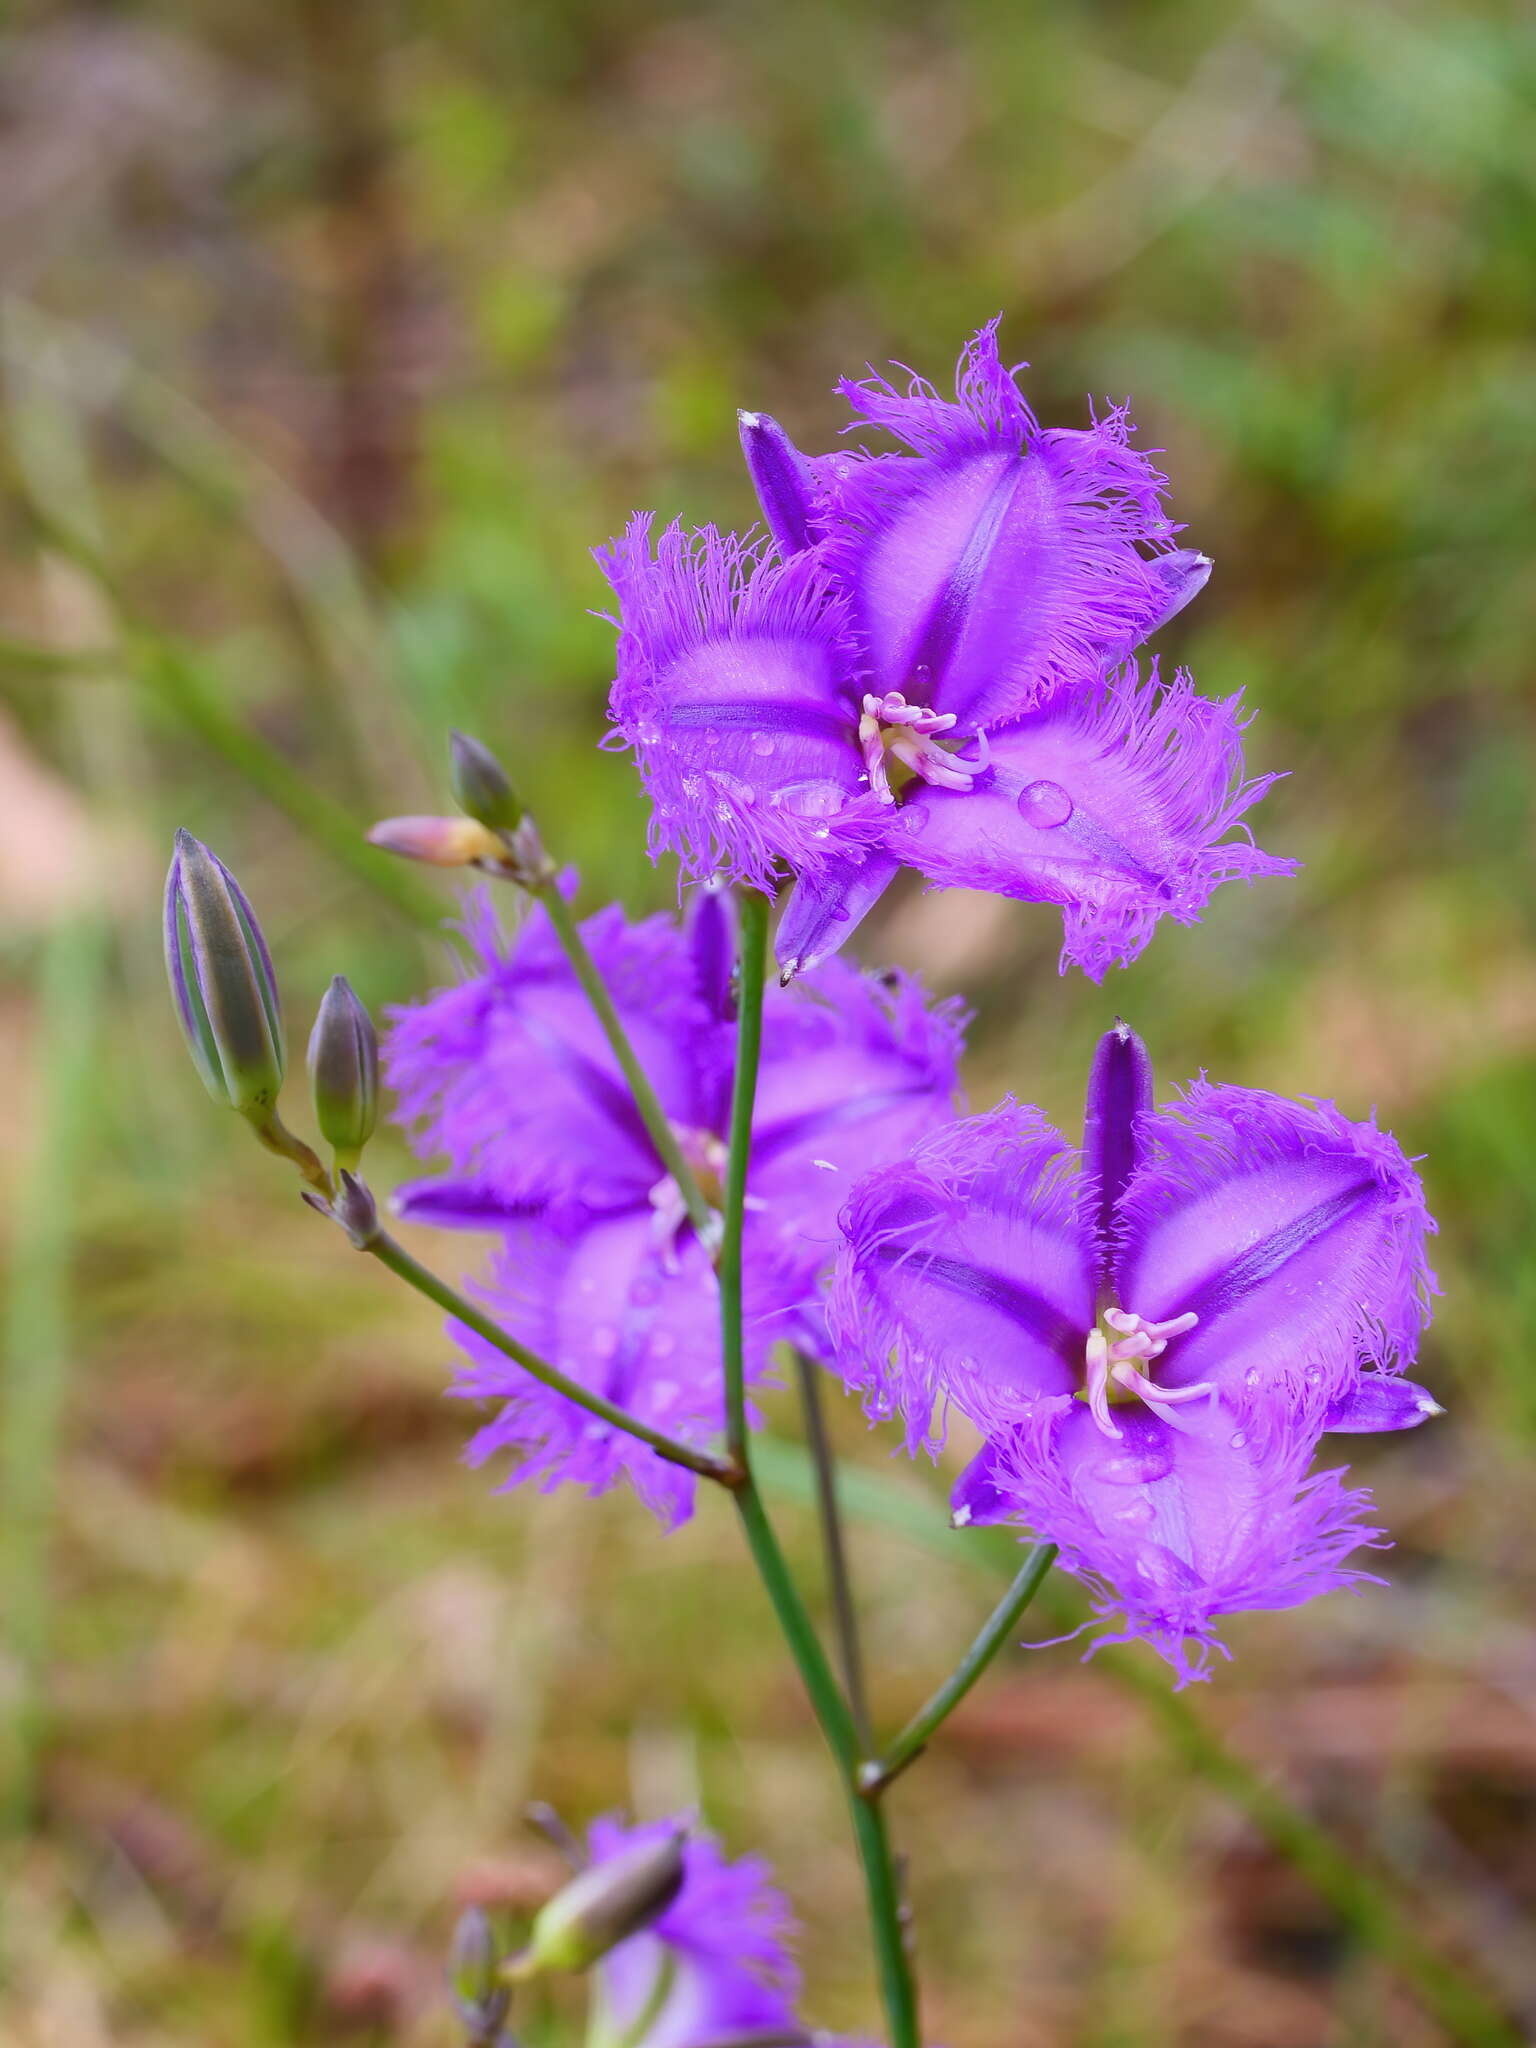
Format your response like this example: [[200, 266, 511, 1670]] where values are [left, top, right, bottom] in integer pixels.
[[161, 321, 1450, 2048]]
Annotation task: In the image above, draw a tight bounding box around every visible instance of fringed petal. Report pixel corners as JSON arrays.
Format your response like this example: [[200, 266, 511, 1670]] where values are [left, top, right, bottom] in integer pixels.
[[1115, 1084, 1439, 1399], [820, 320, 1193, 727], [590, 1816, 802, 2048], [829, 1101, 1092, 1450], [750, 957, 968, 1273], [597, 515, 888, 889], [451, 1210, 793, 1530], [384, 888, 719, 1214], [980, 1388, 1385, 1685], [894, 660, 1296, 981]]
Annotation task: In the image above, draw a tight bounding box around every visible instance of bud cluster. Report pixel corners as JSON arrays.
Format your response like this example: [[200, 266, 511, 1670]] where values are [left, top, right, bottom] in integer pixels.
[[368, 731, 552, 887]]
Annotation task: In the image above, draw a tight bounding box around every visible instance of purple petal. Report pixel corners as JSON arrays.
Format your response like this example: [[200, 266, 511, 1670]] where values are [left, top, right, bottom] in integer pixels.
[[739, 410, 819, 557], [393, 1177, 541, 1231], [1326, 1374, 1444, 1433], [1141, 549, 1213, 636], [385, 889, 720, 1215], [819, 321, 1191, 727], [750, 957, 967, 1272], [981, 1388, 1384, 1684], [589, 1816, 802, 2048], [950, 1432, 1020, 1528], [1081, 1019, 1154, 1290], [597, 516, 887, 890], [452, 1209, 789, 1529], [1115, 1084, 1439, 1401], [774, 850, 901, 979], [894, 660, 1297, 980], [829, 1102, 1092, 1449]]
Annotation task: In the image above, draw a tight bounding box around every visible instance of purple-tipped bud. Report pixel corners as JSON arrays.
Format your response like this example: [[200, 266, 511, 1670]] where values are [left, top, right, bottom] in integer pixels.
[[164, 830, 286, 1116], [307, 976, 379, 1166], [738, 410, 818, 557], [517, 1828, 686, 1976], [1082, 1019, 1155, 1286], [1143, 549, 1213, 635], [449, 1906, 510, 2038], [449, 731, 524, 833], [367, 814, 505, 867]]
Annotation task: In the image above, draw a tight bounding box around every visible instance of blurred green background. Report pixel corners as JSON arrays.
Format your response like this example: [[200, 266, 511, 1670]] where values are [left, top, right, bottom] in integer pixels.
[[2, 0, 1535, 2042]]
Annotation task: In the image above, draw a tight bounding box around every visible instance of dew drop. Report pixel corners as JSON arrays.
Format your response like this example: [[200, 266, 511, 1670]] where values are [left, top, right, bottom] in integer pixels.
[[1114, 1498, 1156, 1526], [635, 718, 660, 745], [1016, 779, 1074, 829], [1243, 1367, 1261, 1390], [912, 662, 933, 695], [1096, 1447, 1173, 1487], [776, 778, 845, 819], [1228, 1430, 1248, 1450], [750, 731, 775, 757], [830, 904, 851, 923]]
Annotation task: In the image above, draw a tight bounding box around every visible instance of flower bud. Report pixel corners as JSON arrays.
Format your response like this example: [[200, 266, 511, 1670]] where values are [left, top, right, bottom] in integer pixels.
[[449, 731, 523, 833], [164, 830, 285, 1116], [516, 1830, 686, 1976], [449, 1906, 511, 2037], [367, 815, 506, 867], [307, 976, 378, 1167]]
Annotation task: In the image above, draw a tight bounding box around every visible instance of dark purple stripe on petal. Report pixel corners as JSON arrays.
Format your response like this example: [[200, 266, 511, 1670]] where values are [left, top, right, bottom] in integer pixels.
[[870, 1240, 1080, 1365], [1177, 1179, 1378, 1332], [908, 463, 1028, 703], [661, 698, 855, 741]]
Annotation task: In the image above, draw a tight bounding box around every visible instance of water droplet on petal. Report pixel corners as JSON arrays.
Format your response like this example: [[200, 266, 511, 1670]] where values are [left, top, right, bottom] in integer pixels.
[[776, 779, 846, 819], [750, 731, 775, 758], [1228, 1430, 1248, 1450], [1243, 1368, 1261, 1389], [1114, 1498, 1156, 1526], [1095, 1447, 1173, 1487], [635, 718, 660, 745], [830, 904, 850, 923], [1016, 779, 1074, 829], [912, 663, 933, 695]]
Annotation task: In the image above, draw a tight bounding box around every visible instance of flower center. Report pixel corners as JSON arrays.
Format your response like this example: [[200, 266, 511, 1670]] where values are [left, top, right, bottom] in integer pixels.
[[1079, 1307, 1211, 1440], [857, 691, 990, 806], [647, 1129, 758, 1269]]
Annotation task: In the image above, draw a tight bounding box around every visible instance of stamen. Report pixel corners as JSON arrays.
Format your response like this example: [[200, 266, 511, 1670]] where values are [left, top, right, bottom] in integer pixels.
[[858, 692, 990, 805], [1080, 1307, 1204, 1439]]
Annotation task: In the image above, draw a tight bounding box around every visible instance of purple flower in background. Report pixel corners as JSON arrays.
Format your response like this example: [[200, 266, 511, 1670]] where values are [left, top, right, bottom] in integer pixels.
[[831, 1023, 1441, 1681], [585, 1815, 803, 2048], [384, 884, 964, 1526], [600, 321, 1292, 981]]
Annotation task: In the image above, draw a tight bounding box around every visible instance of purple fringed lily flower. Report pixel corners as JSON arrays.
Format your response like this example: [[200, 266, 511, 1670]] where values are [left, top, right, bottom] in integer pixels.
[[830, 1023, 1441, 1682], [600, 322, 1290, 981], [384, 883, 964, 1527], [586, 1816, 804, 2048]]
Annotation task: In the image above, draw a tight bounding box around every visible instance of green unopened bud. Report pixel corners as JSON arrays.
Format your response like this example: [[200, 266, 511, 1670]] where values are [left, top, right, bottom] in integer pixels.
[[513, 1830, 686, 1977], [449, 731, 523, 833], [164, 830, 285, 1117], [307, 976, 378, 1169]]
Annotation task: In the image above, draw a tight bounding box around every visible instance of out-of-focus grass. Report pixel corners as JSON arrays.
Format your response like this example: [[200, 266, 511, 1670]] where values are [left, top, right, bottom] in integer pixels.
[[1, 0, 1535, 2042]]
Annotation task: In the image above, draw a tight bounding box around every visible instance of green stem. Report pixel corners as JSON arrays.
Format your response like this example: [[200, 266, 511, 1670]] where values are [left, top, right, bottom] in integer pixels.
[[861, 1544, 1058, 1797], [753, 1436, 1520, 2048], [716, 890, 919, 2048], [730, 1487, 918, 2048], [718, 888, 769, 1465], [531, 879, 715, 1243], [794, 1348, 874, 1754], [362, 1228, 738, 1487]]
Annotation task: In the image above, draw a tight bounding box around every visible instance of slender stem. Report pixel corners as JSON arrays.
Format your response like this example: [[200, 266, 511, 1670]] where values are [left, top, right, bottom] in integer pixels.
[[715, 888, 919, 2048], [861, 1544, 1059, 1797], [730, 1486, 919, 2048], [793, 1349, 874, 1755], [531, 879, 715, 1243], [718, 887, 769, 1466], [362, 1227, 738, 1486]]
